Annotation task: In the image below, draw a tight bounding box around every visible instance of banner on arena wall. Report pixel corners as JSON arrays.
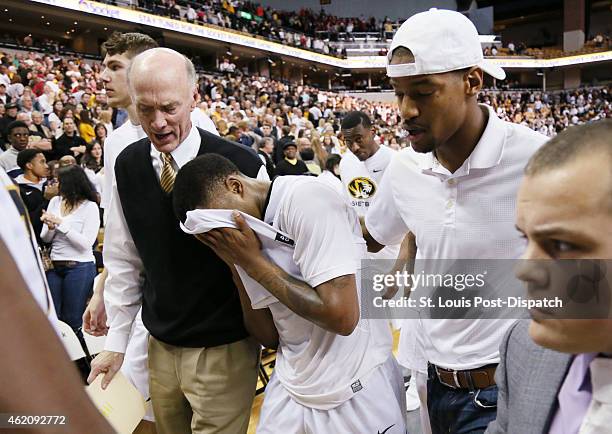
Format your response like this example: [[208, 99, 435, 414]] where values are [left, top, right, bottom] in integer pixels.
[[28, 0, 612, 71], [28, 0, 348, 68], [486, 51, 612, 69]]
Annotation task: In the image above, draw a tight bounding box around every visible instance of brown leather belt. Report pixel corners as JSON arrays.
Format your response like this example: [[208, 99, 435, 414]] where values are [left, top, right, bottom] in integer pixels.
[[433, 364, 497, 389], [52, 260, 78, 268]]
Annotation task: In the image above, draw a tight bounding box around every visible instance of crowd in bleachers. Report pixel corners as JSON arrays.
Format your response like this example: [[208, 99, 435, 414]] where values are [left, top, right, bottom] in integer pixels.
[[1, 48, 610, 175], [485, 32, 612, 59], [481, 87, 611, 137]]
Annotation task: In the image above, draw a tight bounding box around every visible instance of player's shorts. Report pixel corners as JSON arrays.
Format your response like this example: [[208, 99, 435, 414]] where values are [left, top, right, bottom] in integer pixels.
[[120, 308, 154, 421], [257, 356, 406, 434]]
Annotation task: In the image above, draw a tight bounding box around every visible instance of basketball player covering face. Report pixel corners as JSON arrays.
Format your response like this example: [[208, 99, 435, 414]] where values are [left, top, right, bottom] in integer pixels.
[[173, 154, 407, 434]]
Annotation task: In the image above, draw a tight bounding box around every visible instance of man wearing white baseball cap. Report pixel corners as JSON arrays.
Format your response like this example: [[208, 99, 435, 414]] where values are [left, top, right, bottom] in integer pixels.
[[363, 8, 549, 434]]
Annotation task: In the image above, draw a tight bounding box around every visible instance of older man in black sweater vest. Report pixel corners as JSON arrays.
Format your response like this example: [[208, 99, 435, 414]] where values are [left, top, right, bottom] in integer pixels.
[[89, 48, 266, 434]]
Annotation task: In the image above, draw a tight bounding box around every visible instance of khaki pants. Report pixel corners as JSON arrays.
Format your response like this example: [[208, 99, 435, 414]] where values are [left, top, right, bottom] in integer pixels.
[[148, 336, 260, 434]]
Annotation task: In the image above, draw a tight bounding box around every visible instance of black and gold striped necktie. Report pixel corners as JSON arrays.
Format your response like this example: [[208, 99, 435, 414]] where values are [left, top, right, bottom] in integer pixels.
[[160, 152, 176, 193]]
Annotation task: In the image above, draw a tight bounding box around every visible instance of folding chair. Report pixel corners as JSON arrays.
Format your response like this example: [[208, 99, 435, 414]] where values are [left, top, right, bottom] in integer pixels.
[[56, 320, 87, 361]]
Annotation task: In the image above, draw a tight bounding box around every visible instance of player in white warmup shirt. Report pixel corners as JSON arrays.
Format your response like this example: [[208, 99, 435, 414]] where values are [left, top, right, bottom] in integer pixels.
[[81, 32, 219, 426], [339, 111, 398, 226], [173, 154, 406, 434], [340, 111, 420, 412]]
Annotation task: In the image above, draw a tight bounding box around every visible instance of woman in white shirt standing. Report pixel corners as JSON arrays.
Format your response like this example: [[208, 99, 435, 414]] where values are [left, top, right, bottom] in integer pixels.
[[41, 165, 99, 340]]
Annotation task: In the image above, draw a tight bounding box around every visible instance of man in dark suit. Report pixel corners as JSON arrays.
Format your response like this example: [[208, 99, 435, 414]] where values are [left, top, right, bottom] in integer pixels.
[[89, 48, 266, 434], [487, 120, 612, 434]]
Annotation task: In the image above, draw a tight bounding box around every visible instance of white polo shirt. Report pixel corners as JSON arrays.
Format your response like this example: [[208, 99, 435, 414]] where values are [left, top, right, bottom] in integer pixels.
[[365, 105, 548, 370]]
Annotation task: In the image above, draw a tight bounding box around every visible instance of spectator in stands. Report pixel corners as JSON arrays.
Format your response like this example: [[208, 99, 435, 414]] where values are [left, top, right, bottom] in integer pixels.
[[321, 134, 335, 154], [15, 148, 48, 244], [237, 120, 261, 148], [81, 142, 104, 174], [14, 112, 51, 153], [299, 144, 321, 175], [274, 125, 295, 164], [52, 117, 87, 161], [276, 141, 308, 175], [98, 109, 114, 135], [19, 95, 34, 117], [58, 155, 77, 168], [311, 134, 328, 168], [8, 75, 24, 101], [29, 110, 52, 140], [257, 136, 276, 179], [48, 100, 64, 137], [37, 82, 55, 118], [0, 121, 30, 177], [41, 165, 99, 343], [256, 115, 278, 142], [78, 110, 96, 144], [93, 123, 108, 148], [226, 125, 240, 142], [0, 83, 11, 105], [186, 3, 197, 23]]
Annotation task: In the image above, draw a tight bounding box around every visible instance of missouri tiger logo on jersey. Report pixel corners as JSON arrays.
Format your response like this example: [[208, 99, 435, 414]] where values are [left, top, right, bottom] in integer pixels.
[[347, 177, 376, 199]]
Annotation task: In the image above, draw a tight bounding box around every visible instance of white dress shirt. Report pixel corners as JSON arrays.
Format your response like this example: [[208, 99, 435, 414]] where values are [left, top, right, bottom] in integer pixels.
[[103, 125, 268, 353], [100, 110, 219, 210], [365, 105, 549, 370], [100, 120, 147, 210]]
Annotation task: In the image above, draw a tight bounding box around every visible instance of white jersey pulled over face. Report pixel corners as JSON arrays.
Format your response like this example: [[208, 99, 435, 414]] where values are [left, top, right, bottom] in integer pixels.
[[182, 176, 395, 412]]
